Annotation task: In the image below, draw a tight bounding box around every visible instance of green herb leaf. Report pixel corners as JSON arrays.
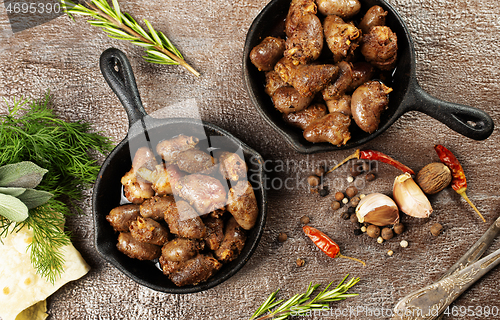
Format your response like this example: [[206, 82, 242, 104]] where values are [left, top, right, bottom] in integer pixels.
[[0, 187, 26, 197], [16, 189, 54, 209], [0, 161, 48, 188], [0, 193, 29, 222]]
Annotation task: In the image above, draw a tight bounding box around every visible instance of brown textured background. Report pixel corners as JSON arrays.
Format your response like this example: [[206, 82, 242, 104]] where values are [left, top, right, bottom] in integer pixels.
[[1, 0, 499, 319]]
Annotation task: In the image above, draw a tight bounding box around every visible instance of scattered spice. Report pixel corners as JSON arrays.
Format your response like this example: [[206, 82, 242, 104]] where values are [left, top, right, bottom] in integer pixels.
[[377, 236, 384, 244], [315, 166, 326, 177], [387, 250, 394, 256], [430, 223, 443, 236], [365, 173, 376, 181], [296, 258, 305, 267], [347, 206, 355, 215], [354, 229, 363, 236], [346, 186, 358, 198], [341, 212, 350, 220], [307, 175, 320, 187], [319, 188, 329, 197], [342, 197, 348, 204], [366, 225, 380, 238], [347, 176, 354, 183], [393, 223, 405, 235], [400, 240, 408, 248], [350, 196, 360, 207], [434, 145, 485, 222], [381, 227, 394, 240], [350, 163, 363, 177], [327, 149, 414, 175], [359, 194, 366, 199], [303, 226, 365, 266], [300, 215, 310, 224], [331, 201, 341, 210], [362, 162, 371, 172], [361, 226, 367, 233], [350, 213, 358, 224], [278, 232, 288, 242], [416, 162, 451, 194], [335, 192, 345, 201]]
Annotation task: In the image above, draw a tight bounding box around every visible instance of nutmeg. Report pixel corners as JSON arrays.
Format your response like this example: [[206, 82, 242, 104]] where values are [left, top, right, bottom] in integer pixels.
[[416, 162, 452, 194]]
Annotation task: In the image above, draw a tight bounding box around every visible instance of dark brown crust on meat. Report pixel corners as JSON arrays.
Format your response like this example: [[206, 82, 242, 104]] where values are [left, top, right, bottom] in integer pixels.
[[106, 204, 141, 232]]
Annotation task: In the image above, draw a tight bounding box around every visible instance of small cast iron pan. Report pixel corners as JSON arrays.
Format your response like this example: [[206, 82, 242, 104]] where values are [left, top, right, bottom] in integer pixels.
[[243, 0, 494, 153], [93, 48, 267, 293]]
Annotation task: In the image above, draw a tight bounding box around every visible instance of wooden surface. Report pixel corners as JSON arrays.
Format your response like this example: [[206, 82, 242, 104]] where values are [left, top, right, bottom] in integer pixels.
[[1, 0, 499, 319]]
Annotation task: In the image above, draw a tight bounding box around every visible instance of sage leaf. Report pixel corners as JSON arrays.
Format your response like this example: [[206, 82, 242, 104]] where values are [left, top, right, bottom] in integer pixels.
[[16, 189, 54, 209], [0, 187, 26, 197], [0, 193, 29, 222], [0, 161, 48, 188]]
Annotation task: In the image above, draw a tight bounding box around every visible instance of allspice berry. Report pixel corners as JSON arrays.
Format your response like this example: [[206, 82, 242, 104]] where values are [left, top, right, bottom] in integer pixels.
[[393, 223, 405, 235], [278, 232, 288, 242], [341, 212, 350, 220], [307, 175, 320, 187], [331, 201, 341, 210], [350, 213, 359, 224], [430, 223, 444, 236], [335, 192, 344, 201], [365, 172, 376, 181], [315, 166, 326, 176], [300, 215, 310, 224], [345, 186, 358, 198], [381, 227, 394, 240], [366, 225, 381, 238], [296, 258, 305, 267]]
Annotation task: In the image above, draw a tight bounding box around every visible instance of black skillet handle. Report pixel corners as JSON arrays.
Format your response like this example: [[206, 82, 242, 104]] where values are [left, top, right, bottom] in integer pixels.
[[100, 48, 146, 128], [403, 80, 494, 140]]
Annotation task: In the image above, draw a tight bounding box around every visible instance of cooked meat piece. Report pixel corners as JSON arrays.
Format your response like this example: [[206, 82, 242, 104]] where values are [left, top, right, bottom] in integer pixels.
[[265, 71, 288, 97], [176, 174, 227, 215], [316, 0, 361, 19], [348, 62, 375, 91], [285, 13, 323, 65], [140, 195, 176, 220], [275, 58, 338, 97], [283, 103, 327, 130], [227, 181, 259, 230], [176, 149, 216, 174], [159, 258, 183, 276], [215, 217, 247, 263], [272, 86, 314, 114], [322, 61, 353, 100], [169, 254, 222, 287], [303, 113, 351, 146], [323, 15, 361, 63], [250, 37, 286, 71], [131, 147, 157, 172], [351, 80, 392, 133], [359, 5, 387, 34], [121, 169, 154, 204], [106, 204, 141, 232], [285, 0, 317, 37], [219, 151, 247, 182], [137, 164, 182, 196], [161, 238, 204, 262], [156, 135, 199, 163], [116, 232, 161, 260], [129, 216, 169, 246], [326, 95, 352, 116], [208, 208, 226, 219], [164, 200, 207, 239], [361, 26, 398, 70], [204, 217, 225, 251]]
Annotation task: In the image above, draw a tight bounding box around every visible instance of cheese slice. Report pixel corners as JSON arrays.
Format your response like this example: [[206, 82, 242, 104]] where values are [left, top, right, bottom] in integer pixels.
[[0, 225, 90, 320]]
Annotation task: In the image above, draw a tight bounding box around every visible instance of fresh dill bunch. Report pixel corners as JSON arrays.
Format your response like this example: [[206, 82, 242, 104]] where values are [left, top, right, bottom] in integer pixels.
[[249, 275, 360, 320], [0, 92, 113, 283]]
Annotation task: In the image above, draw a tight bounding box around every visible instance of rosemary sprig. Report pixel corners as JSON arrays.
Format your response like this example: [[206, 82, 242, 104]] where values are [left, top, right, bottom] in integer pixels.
[[60, 0, 199, 77], [249, 275, 360, 320], [0, 93, 113, 283]]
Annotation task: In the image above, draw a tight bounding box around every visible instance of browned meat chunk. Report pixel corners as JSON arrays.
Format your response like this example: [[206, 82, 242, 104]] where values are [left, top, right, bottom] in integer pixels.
[[164, 200, 207, 239], [359, 5, 387, 34], [168, 254, 222, 287], [351, 80, 392, 133], [132, 147, 158, 172], [323, 15, 361, 63], [361, 26, 398, 70], [137, 164, 182, 196], [285, 13, 323, 65], [322, 61, 353, 100], [204, 217, 225, 251], [286, 0, 317, 37], [215, 217, 247, 263], [121, 169, 154, 204], [116, 232, 161, 260], [106, 204, 141, 232], [250, 37, 286, 71], [227, 181, 259, 230], [326, 95, 352, 116], [272, 86, 314, 114], [275, 58, 338, 97], [161, 238, 204, 262], [317, 0, 361, 19], [219, 151, 247, 182], [348, 62, 375, 91], [265, 71, 288, 97], [140, 195, 175, 220], [129, 216, 169, 246], [283, 103, 327, 130], [159, 258, 183, 276], [303, 113, 351, 146], [156, 135, 199, 163], [176, 174, 227, 215], [176, 149, 216, 174]]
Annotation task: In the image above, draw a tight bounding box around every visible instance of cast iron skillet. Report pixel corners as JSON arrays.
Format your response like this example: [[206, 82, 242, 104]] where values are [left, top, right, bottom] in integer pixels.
[[243, 0, 494, 153], [93, 48, 267, 293]]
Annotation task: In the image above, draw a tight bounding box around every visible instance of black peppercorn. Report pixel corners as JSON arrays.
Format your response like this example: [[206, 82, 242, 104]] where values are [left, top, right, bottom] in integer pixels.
[[341, 212, 350, 220], [347, 206, 355, 215], [354, 229, 363, 236], [319, 188, 329, 197]]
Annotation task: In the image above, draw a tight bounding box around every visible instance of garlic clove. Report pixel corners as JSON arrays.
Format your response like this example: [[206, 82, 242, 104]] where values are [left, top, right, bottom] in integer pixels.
[[393, 172, 433, 218], [355, 193, 399, 226]]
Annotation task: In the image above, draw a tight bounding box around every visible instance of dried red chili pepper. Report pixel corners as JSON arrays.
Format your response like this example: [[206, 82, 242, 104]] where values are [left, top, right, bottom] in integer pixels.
[[327, 149, 414, 175], [303, 226, 365, 266], [434, 144, 485, 222]]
